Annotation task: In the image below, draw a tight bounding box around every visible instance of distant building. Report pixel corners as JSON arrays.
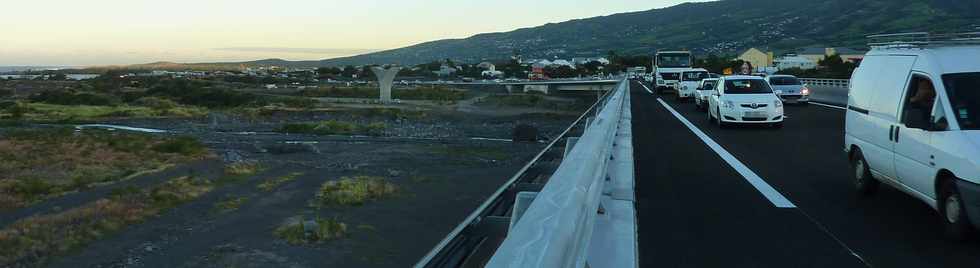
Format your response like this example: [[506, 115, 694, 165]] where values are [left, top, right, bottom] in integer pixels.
[[797, 47, 867, 63], [433, 63, 457, 77], [477, 62, 495, 70], [774, 55, 818, 70], [738, 48, 775, 70], [572, 57, 610, 65]]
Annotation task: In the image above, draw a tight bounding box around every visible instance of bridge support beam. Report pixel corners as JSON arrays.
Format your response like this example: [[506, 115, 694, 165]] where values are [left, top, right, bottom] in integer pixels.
[[370, 66, 403, 103]]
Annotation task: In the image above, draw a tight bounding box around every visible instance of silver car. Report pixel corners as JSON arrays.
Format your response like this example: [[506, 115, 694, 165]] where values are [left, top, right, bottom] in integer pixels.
[[765, 75, 810, 104]]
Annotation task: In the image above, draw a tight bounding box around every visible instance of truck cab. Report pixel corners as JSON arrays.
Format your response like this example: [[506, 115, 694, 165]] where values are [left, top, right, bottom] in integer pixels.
[[654, 51, 693, 94]]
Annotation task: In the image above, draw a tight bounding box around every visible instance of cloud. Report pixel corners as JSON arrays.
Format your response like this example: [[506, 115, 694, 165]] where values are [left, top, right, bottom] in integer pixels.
[[213, 47, 379, 55]]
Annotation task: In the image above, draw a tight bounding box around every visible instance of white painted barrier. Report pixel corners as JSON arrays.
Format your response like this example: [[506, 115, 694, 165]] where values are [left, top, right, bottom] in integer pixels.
[[799, 78, 849, 89], [485, 80, 630, 268]]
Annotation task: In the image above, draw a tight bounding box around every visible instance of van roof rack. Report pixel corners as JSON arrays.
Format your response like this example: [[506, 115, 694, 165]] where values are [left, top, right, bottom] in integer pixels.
[[868, 31, 980, 48]]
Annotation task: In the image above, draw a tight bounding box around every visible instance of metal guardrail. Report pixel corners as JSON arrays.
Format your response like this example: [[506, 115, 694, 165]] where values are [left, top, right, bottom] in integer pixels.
[[485, 80, 629, 268], [799, 78, 849, 89], [414, 80, 625, 268]]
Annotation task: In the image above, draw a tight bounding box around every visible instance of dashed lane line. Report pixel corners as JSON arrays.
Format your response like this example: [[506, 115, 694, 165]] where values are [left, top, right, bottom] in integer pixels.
[[656, 98, 797, 208], [638, 82, 654, 94]]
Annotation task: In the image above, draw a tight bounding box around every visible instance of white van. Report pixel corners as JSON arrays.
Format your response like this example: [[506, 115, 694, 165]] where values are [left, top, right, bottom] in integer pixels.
[[844, 32, 980, 240], [707, 75, 784, 128]]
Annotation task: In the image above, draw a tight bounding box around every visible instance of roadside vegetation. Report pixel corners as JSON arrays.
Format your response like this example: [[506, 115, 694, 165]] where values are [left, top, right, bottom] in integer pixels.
[[0, 176, 214, 267], [212, 196, 249, 213], [314, 176, 398, 206], [0, 129, 208, 210], [257, 172, 304, 192], [274, 216, 347, 245], [278, 120, 386, 136]]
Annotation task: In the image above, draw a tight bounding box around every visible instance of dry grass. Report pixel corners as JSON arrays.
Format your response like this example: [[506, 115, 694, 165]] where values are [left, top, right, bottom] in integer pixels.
[[223, 161, 262, 177], [0, 176, 213, 267], [0, 129, 208, 210], [212, 196, 249, 213], [273, 216, 347, 245], [3, 102, 208, 121], [314, 176, 398, 206], [257, 172, 304, 192]]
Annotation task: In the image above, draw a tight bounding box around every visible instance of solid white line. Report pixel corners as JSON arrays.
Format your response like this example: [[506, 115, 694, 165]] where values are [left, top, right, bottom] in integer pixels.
[[638, 82, 654, 94], [810, 101, 846, 110], [656, 98, 797, 208]]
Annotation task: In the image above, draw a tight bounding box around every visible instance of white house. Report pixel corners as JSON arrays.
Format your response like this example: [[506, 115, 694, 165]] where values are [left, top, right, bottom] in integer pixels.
[[774, 55, 818, 70]]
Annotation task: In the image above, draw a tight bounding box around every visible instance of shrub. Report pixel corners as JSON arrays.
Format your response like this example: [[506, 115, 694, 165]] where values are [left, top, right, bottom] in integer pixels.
[[29, 90, 120, 106], [224, 161, 262, 176], [133, 97, 178, 110], [152, 136, 206, 156], [315, 176, 397, 206], [274, 216, 347, 245]]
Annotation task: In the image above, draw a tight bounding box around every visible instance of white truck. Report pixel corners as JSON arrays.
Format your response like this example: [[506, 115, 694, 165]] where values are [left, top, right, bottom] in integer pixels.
[[653, 50, 694, 94]]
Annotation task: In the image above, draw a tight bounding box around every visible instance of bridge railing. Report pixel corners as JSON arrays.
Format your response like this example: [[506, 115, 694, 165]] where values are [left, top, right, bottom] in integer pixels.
[[484, 80, 629, 268], [799, 78, 849, 89], [414, 79, 625, 268]]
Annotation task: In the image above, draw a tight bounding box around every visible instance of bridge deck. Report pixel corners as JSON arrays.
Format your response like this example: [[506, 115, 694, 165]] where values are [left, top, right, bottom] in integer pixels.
[[629, 80, 978, 267]]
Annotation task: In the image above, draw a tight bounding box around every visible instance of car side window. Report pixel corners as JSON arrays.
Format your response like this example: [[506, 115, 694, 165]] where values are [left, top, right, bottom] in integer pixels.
[[901, 75, 937, 130]]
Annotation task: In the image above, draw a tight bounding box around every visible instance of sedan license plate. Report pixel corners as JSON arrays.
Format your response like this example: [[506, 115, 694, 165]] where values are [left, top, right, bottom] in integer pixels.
[[744, 111, 767, 118]]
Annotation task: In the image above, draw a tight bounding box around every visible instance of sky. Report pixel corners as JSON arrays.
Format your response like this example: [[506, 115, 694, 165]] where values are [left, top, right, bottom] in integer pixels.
[[0, 0, 707, 66]]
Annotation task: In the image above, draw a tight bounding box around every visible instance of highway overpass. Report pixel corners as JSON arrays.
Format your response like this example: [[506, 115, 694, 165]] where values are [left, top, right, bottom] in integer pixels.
[[416, 79, 980, 268]]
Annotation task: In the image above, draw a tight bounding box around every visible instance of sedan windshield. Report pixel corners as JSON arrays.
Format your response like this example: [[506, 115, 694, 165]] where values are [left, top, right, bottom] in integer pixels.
[[942, 72, 980, 130], [701, 81, 716, 90], [769, 76, 801, 85], [725, 79, 773, 94]]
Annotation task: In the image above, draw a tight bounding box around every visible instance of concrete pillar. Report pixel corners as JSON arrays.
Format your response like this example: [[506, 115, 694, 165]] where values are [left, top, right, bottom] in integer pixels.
[[370, 66, 402, 103]]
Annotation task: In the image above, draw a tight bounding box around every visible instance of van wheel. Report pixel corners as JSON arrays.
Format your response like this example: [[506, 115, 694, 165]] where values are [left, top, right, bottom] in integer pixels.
[[707, 107, 714, 122], [940, 178, 976, 241], [852, 151, 879, 196]]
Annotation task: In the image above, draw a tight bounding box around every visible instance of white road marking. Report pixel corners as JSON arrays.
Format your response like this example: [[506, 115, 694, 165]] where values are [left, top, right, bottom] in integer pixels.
[[638, 82, 654, 94], [656, 98, 797, 208], [810, 101, 846, 110]]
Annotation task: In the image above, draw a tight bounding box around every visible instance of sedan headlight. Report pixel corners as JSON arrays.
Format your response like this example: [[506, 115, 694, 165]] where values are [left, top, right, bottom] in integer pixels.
[[801, 86, 811, 95], [774, 100, 783, 108], [723, 100, 735, 109]]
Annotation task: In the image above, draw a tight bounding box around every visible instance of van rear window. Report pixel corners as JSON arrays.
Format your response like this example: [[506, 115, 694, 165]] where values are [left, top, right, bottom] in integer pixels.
[[943, 73, 980, 130]]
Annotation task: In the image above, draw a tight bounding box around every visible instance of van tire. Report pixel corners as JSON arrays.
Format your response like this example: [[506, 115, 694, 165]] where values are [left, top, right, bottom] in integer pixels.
[[939, 178, 976, 241], [707, 107, 715, 122], [852, 151, 879, 196]]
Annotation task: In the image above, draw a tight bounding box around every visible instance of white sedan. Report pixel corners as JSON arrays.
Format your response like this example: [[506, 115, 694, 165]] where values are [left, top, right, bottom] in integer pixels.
[[694, 78, 719, 111], [707, 76, 784, 129]]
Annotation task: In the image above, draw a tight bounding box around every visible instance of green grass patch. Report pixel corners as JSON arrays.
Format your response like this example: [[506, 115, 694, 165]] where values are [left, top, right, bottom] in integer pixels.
[[2, 102, 208, 121], [0, 176, 213, 267], [212, 196, 249, 213], [0, 129, 208, 210], [314, 176, 398, 206], [274, 216, 347, 245], [278, 120, 386, 136], [223, 161, 262, 177], [257, 172, 304, 192]]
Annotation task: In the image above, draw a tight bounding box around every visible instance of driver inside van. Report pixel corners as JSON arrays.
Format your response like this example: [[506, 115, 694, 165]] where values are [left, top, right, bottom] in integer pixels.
[[906, 79, 936, 127]]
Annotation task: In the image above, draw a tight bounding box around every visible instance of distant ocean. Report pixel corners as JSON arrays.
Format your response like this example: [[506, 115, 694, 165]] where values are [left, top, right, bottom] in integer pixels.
[[0, 66, 76, 73]]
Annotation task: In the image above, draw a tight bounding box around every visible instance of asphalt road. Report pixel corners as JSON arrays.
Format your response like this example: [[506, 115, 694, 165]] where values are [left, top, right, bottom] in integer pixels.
[[629, 80, 980, 267]]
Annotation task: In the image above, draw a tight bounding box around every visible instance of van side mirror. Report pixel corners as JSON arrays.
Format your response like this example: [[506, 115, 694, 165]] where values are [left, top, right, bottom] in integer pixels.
[[932, 117, 949, 131]]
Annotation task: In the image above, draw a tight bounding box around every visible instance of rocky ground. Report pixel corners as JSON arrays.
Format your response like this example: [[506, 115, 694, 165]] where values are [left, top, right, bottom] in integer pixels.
[[0, 93, 591, 268]]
